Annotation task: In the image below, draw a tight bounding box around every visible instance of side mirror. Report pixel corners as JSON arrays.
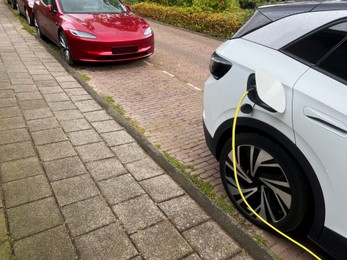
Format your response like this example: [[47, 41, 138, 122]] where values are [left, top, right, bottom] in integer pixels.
[[47, 4, 54, 12], [254, 69, 286, 113], [125, 4, 132, 12]]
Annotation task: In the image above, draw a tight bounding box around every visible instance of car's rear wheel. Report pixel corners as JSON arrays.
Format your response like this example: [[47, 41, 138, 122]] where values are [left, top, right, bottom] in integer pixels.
[[26, 9, 33, 25], [220, 133, 311, 233], [59, 31, 74, 65]]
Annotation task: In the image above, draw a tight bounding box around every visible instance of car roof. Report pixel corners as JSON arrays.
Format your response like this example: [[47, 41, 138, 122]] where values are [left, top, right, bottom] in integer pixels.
[[258, 1, 347, 21], [240, 1, 347, 49]]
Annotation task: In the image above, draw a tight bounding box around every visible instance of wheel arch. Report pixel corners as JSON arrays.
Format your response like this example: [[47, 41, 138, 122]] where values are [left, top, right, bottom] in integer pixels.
[[213, 117, 325, 240]]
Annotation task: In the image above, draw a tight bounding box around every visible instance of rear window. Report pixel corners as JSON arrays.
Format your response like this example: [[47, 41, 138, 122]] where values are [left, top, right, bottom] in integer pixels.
[[232, 10, 271, 38], [282, 22, 347, 65]]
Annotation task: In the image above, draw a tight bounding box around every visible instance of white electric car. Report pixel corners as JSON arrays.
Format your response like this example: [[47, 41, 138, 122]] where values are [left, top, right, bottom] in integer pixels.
[[203, 1, 347, 258]]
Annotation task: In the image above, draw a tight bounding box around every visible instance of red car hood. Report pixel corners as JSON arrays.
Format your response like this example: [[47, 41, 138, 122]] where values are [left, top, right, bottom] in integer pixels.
[[64, 13, 150, 40]]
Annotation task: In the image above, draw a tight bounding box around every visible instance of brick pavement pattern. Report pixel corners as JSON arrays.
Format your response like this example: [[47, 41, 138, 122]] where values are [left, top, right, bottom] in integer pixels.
[[0, 1, 253, 259], [79, 19, 324, 260]]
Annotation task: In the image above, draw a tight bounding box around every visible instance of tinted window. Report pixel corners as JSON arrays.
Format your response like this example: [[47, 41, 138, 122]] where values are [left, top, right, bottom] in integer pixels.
[[283, 22, 347, 65], [60, 0, 127, 13], [318, 40, 347, 82]]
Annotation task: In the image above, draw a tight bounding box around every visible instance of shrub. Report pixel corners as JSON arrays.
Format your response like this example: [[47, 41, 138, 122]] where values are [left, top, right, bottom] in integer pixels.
[[133, 2, 251, 39]]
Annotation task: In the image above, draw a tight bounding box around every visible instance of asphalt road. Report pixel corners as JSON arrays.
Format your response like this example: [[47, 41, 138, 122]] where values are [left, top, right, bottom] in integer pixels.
[[75, 20, 328, 260]]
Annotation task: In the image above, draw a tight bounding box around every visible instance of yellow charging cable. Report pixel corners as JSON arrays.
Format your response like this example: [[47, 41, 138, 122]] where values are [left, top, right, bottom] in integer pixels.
[[232, 91, 321, 260]]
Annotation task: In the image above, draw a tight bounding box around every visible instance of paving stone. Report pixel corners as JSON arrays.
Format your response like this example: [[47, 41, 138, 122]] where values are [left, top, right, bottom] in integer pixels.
[[0, 89, 14, 98], [64, 88, 88, 96], [3, 175, 51, 208], [68, 129, 102, 146], [23, 108, 53, 120], [0, 128, 30, 145], [76, 223, 138, 260], [55, 75, 75, 83], [140, 175, 185, 203], [16, 91, 42, 101], [13, 85, 38, 92], [182, 221, 241, 259], [59, 81, 81, 89], [43, 92, 70, 102], [39, 86, 63, 94], [112, 143, 147, 164], [75, 142, 113, 162], [158, 195, 210, 231], [54, 109, 84, 121], [99, 174, 145, 205], [74, 100, 102, 112], [1, 157, 44, 183], [0, 117, 25, 131], [101, 130, 135, 146], [48, 101, 76, 111], [19, 99, 48, 110], [183, 253, 201, 260], [131, 221, 193, 260], [7, 197, 63, 239], [126, 157, 164, 181], [10, 78, 34, 85], [37, 141, 76, 161], [0, 107, 21, 119], [91, 120, 122, 133], [86, 157, 127, 181], [62, 196, 115, 237], [71, 95, 92, 101], [84, 110, 112, 122], [0, 98, 16, 108], [0, 141, 35, 163], [14, 225, 77, 260], [113, 194, 165, 234], [52, 174, 100, 206], [27, 117, 60, 132], [44, 156, 87, 181], [60, 118, 92, 132], [34, 79, 59, 88], [0, 210, 8, 244], [32, 128, 68, 145], [0, 241, 11, 260]]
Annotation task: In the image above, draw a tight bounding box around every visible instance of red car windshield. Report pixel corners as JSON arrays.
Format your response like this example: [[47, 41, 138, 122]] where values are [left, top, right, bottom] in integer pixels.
[[59, 0, 127, 13]]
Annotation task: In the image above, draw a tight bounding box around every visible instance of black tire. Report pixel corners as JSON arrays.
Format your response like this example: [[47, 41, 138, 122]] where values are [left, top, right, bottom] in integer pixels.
[[59, 31, 74, 65], [220, 133, 311, 233], [26, 9, 33, 26], [34, 16, 44, 39], [11, 0, 16, 9], [16, 3, 20, 15]]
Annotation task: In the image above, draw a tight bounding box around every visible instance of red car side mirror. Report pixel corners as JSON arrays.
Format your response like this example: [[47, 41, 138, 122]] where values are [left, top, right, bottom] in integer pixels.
[[47, 5, 54, 12], [125, 4, 132, 12]]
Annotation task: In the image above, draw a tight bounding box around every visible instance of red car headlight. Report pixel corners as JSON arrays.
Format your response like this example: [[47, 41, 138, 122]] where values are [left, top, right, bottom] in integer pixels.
[[144, 27, 152, 36], [69, 29, 97, 39]]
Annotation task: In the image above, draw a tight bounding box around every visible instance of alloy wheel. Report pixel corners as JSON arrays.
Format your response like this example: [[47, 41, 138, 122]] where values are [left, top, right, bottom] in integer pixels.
[[220, 133, 310, 233], [26, 9, 32, 25], [224, 144, 291, 223], [59, 32, 73, 65]]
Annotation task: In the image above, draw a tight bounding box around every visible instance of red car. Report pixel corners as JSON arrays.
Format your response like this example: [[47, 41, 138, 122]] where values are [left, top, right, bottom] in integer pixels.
[[32, 0, 154, 64], [17, 0, 35, 25]]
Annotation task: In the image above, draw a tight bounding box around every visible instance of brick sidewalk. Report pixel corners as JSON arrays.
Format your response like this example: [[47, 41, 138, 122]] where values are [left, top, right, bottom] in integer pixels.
[[0, 1, 274, 259]]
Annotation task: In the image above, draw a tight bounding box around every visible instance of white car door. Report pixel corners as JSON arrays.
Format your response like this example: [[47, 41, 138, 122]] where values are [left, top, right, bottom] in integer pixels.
[[292, 42, 347, 239]]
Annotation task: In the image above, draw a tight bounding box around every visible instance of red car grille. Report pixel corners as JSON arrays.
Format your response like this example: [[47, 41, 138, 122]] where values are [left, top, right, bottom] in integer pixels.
[[96, 51, 149, 61], [112, 46, 138, 54]]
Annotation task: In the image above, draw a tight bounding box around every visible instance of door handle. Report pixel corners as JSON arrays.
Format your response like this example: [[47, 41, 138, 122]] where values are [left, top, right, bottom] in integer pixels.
[[304, 107, 347, 134]]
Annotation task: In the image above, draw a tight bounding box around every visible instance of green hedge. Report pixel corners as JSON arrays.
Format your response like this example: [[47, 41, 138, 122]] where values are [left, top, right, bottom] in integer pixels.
[[133, 2, 252, 39]]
